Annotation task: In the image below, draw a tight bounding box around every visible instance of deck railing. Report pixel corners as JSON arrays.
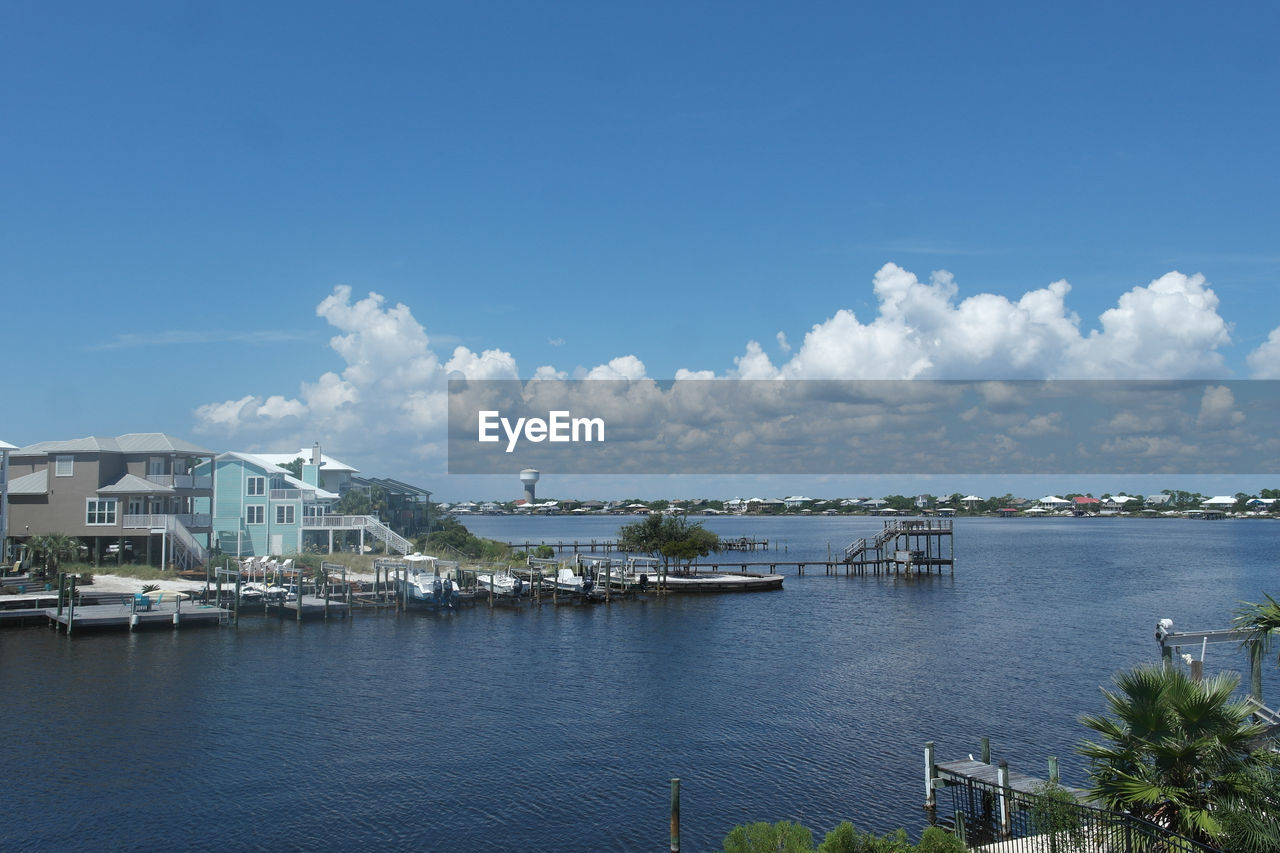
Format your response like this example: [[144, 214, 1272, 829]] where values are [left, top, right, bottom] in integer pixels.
[[940, 773, 1221, 852], [143, 473, 212, 490]]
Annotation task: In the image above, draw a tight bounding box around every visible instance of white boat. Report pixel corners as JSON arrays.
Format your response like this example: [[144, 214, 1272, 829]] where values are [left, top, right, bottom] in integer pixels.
[[476, 569, 524, 597], [548, 567, 594, 594], [399, 555, 461, 609]]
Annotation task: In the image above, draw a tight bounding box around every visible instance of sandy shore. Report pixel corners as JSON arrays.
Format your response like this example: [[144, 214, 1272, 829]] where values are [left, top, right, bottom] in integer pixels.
[[83, 569, 379, 596]]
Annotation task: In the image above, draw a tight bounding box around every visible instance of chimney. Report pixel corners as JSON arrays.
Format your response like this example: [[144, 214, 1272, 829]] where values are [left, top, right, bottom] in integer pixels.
[[311, 442, 321, 465]]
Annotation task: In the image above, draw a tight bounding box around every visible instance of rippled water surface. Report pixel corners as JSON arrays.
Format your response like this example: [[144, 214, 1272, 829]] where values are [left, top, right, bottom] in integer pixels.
[[4, 517, 1279, 851]]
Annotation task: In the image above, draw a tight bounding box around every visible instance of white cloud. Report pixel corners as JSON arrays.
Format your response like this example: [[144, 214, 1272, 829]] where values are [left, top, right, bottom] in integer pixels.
[[581, 355, 648, 381], [1247, 327, 1280, 378], [190, 265, 1246, 483], [1195, 385, 1245, 430], [717, 265, 1231, 381]]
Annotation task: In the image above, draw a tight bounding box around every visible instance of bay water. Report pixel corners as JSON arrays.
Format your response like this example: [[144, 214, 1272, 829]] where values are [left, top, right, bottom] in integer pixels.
[[4, 517, 1278, 852]]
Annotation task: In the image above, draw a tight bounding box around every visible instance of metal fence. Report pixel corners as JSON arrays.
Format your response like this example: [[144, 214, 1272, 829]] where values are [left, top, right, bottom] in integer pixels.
[[940, 775, 1222, 853]]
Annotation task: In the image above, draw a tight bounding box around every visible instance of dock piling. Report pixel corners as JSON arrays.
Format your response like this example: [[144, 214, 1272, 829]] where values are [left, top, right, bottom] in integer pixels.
[[669, 778, 680, 853]]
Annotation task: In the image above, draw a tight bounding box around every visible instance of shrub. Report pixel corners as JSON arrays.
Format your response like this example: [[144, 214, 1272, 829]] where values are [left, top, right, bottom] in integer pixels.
[[723, 820, 814, 853], [913, 827, 965, 853]]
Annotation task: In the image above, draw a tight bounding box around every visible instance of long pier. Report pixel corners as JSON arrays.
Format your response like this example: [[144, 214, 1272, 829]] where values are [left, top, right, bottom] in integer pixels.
[[497, 537, 769, 554]]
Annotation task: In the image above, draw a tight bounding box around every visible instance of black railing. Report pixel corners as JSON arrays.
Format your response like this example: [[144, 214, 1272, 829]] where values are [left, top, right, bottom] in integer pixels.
[[941, 775, 1222, 853]]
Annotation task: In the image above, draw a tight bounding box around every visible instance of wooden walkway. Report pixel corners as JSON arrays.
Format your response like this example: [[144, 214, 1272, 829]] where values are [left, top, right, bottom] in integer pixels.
[[498, 537, 769, 554], [45, 600, 231, 632]]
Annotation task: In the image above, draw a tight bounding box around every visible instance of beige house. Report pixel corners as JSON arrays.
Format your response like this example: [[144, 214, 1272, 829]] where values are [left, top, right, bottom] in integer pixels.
[[6, 433, 215, 570]]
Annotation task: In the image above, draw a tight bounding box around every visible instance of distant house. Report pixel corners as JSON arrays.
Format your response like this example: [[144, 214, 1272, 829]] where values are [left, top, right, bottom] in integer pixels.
[[1037, 495, 1070, 511], [1070, 491, 1100, 512], [6, 433, 214, 570], [782, 495, 813, 508], [1201, 495, 1238, 509], [1145, 494, 1172, 507]]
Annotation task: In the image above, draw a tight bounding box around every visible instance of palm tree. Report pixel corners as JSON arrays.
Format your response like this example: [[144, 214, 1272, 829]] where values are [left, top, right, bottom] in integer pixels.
[[1233, 594, 1280, 666], [1079, 664, 1265, 844], [30, 532, 82, 577]]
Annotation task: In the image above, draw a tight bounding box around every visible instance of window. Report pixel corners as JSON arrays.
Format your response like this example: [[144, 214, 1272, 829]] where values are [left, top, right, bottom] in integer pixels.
[[304, 504, 325, 517], [246, 476, 265, 496], [56, 455, 74, 477], [246, 505, 264, 524], [86, 499, 117, 525], [148, 456, 166, 476], [275, 505, 295, 525]]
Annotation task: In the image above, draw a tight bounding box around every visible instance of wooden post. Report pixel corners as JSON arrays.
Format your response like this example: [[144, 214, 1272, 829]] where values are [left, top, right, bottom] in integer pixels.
[[924, 741, 936, 810], [1250, 640, 1263, 701], [1048, 756, 1059, 784], [669, 778, 680, 853], [324, 568, 330, 620], [67, 574, 77, 635], [980, 736, 990, 764], [997, 761, 1011, 838], [234, 574, 241, 625], [56, 571, 65, 617]]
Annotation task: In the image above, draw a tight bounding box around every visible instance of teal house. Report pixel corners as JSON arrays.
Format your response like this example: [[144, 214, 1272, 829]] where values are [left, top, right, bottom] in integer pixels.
[[196, 449, 411, 558]]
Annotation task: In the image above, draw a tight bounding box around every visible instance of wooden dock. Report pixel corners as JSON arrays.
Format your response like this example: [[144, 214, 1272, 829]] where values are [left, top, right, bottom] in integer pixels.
[[844, 519, 954, 575], [45, 598, 232, 632], [498, 537, 769, 554]]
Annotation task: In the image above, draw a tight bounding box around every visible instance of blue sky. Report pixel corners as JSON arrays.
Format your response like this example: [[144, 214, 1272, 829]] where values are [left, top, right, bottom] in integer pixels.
[[4, 2, 1279, 500]]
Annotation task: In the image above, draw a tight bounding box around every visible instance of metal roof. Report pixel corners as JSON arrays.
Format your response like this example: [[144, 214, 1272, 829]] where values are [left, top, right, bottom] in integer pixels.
[[349, 475, 432, 498], [216, 452, 339, 500], [97, 473, 175, 495], [7, 470, 47, 495], [255, 450, 359, 473], [14, 433, 213, 456], [0, 439, 16, 451]]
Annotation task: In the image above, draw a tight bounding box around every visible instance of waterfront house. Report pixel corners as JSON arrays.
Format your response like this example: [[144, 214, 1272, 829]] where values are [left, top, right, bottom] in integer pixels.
[[199, 452, 412, 558], [343, 475, 433, 537], [1072, 496, 1100, 515], [254, 443, 359, 495], [0, 438, 14, 564], [5, 433, 214, 570]]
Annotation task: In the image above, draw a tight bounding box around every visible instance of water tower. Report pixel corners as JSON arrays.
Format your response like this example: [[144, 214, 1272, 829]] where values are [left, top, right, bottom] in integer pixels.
[[519, 468, 540, 504]]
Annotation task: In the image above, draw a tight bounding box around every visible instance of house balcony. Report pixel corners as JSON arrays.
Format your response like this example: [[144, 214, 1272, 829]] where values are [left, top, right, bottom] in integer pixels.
[[123, 513, 212, 531], [270, 488, 316, 500], [144, 473, 213, 490]]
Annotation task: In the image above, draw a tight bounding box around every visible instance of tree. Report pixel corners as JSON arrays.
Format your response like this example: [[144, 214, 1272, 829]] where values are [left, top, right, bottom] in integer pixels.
[[279, 457, 305, 479], [1078, 664, 1266, 844], [1233, 594, 1280, 667], [31, 533, 82, 577], [617, 514, 719, 573], [722, 820, 813, 853]]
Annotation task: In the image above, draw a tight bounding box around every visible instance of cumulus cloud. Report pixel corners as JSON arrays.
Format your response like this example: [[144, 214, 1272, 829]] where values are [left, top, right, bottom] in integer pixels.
[[191, 265, 1248, 481], [192, 286, 647, 471], [1196, 385, 1245, 430], [719, 264, 1232, 381], [1247, 328, 1280, 379]]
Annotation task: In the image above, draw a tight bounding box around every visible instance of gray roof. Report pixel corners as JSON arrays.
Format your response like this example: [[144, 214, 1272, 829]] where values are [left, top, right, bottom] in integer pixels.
[[7, 470, 47, 495], [14, 433, 213, 456], [0, 439, 16, 451], [98, 474, 175, 495], [256, 450, 359, 473]]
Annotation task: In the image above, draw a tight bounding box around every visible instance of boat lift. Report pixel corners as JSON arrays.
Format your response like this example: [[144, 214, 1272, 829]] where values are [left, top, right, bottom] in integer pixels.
[[1155, 618, 1278, 723]]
